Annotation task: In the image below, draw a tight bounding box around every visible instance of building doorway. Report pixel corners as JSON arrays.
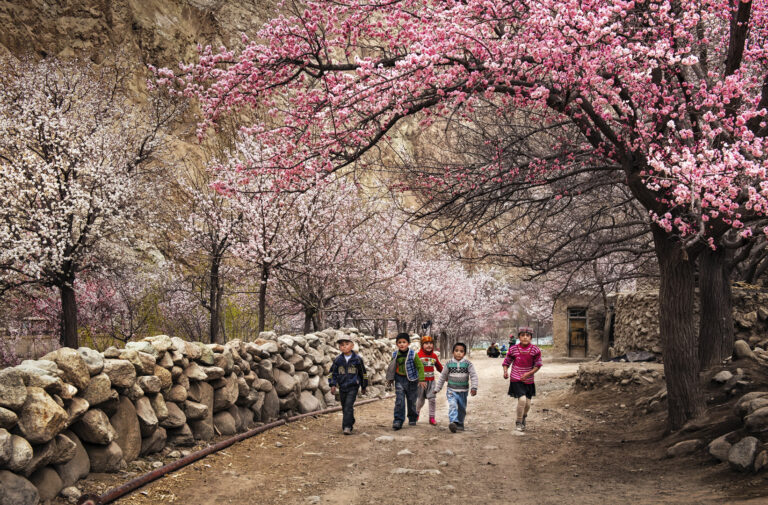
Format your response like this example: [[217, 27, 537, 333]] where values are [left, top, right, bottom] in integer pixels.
[[567, 307, 588, 357]]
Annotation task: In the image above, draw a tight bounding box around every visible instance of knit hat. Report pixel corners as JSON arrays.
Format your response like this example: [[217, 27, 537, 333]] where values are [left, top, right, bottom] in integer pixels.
[[421, 335, 434, 345], [518, 326, 534, 336], [395, 332, 410, 343]]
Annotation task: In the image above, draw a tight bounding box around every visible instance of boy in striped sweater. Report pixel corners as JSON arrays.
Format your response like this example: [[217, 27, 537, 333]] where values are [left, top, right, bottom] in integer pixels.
[[502, 327, 543, 431], [433, 342, 479, 433], [416, 335, 443, 425]]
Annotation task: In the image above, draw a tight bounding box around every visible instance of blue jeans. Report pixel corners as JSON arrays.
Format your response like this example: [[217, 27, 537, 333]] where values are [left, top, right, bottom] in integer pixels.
[[339, 387, 358, 429], [394, 374, 418, 425], [446, 389, 468, 426]]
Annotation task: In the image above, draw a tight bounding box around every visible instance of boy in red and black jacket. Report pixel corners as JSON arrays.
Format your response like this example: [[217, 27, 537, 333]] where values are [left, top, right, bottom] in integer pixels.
[[416, 335, 443, 425]]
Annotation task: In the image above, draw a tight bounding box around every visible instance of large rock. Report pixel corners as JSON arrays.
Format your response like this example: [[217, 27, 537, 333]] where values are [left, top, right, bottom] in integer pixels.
[[0, 470, 38, 505], [274, 369, 298, 397], [744, 406, 768, 433], [728, 436, 759, 472], [140, 427, 167, 456], [0, 428, 10, 467], [733, 340, 755, 360], [54, 431, 89, 487], [135, 397, 159, 437], [166, 423, 195, 446], [84, 441, 124, 473], [154, 366, 173, 390], [29, 466, 63, 501], [666, 439, 703, 458], [149, 394, 169, 422], [184, 401, 209, 421], [0, 369, 27, 411], [7, 435, 33, 472], [81, 373, 112, 406], [168, 385, 187, 403], [261, 388, 280, 421], [255, 378, 273, 393], [66, 397, 90, 427], [49, 433, 76, 466], [109, 397, 141, 463], [22, 439, 55, 476], [77, 347, 104, 376], [194, 343, 215, 365], [184, 362, 208, 382], [125, 341, 160, 359], [213, 373, 239, 412], [202, 366, 226, 381], [212, 411, 237, 436], [298, 391, 322, 414], [137, 376, 162, 394], [0, 407, 17, 430], [72, 409, 117, 445], [188, 382, 214, 441], [279, 392, 298, 411], [17, 387, 68, 444], [102, 359, 136, 388], [159, 402, 186, 429], [42, 348, 90, 390], [144, 335, 174, 353]]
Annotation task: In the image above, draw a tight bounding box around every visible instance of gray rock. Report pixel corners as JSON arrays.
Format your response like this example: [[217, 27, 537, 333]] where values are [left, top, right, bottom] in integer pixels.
[[84, 441, 124, 473], [666, 439, 704, 458], [194, 343, 215, 365], [18, 387, 69, 444], [135, 396, 159, 437], [755, 450, 768, 472], [0, 406, 18, 430], [0, 368, 27, 411], [54, 431, 89, 487], [184, 401, 208, 421], [183, 362, 208, 382], [65, 397, 90, 427], [712, 370, 733, 384], [72, 409, 117, 445], [167, 423, 195, 447], [274, 369, 298, 396], [60, 485, 81, 503], [29, 466, 63, 501], [144, 335, 174, 353], [149, 394, 169, 422], [51, 433, 78, 465], [22, 439, 55, 476], [168, 385, 187, 403], [153, 365, 173, 390], [0, 469, 39, 505], [255, 378, 273, 393], [279, 392, 298, 411], [159, 402, 186, 429], [298, 391, 322, 414], [81, 373, 112, 406], [102, 359, 136, 388], [7, 435, 33, 472], [188, 382, 214, 441], [257, 341, 279, 355], [157, 352, 174, 369], [201, 366, 225, 381], [140, 427, 167, 456], [733, 340, 755, 360], [745, 406, 768, 433], [261, 388, 280, 422], [137, 376, 162, 394], [122, 382, 145, 402], [77, 347, 104, 376], [236, 406, 253, 430], [42, 348, 90, 390], [213, 373, 239, 412], [109, 397, 141, 462], [102, 347, 120, 358], [0, 428, 11, 467], [125, 341, 159, 359], [734, 392, 768, 418], [728, 436, 759, 472], [213, 411, 237, 435]]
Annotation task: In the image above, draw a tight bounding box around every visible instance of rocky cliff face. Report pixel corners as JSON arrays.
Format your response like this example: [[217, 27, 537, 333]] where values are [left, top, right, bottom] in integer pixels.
[[0, 1, 271, 68]]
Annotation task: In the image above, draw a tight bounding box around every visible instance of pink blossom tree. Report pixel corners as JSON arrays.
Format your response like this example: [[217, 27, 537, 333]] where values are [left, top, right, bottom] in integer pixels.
[[162, 0, 768, 428], [0, 57, 177, 348]]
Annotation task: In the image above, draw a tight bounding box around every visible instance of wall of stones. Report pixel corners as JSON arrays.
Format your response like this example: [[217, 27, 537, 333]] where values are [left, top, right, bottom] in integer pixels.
[[0, 328, 393, 504], [612, 287, 768, 357]]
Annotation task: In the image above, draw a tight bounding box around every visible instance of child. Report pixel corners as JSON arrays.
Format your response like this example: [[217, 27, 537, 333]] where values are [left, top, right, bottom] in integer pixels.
[[386, 333, 426, 430], [502, 327, 543, 431], [433, 342, 479, 433], [416, 335, 443, 425], [329, 335, 368, 435]]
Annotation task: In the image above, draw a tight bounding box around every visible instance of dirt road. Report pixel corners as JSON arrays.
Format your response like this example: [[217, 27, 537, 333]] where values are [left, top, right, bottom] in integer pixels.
[[75, 355, 768, 505]]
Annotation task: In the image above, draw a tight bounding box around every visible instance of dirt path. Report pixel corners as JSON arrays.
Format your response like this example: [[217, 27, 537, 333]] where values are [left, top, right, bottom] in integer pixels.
[[76, 355, 767, 505]]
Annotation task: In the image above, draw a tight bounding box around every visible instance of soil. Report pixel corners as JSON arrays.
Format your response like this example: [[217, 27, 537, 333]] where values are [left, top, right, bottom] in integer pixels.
[[66, 355, 768, 505]]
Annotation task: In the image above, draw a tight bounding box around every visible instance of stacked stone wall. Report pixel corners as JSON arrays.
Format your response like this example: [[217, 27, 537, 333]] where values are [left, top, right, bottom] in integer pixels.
[[0, 328, 393, 504]]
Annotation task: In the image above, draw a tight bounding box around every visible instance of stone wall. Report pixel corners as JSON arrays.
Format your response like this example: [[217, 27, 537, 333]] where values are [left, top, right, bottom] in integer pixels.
[[0, 328, 393, 504], [613, 287, 768, 357]]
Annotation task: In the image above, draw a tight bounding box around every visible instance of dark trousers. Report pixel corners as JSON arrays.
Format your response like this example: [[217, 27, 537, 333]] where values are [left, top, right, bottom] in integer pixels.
[[340, 387, 359, 429], [393, 374, 418, 425]]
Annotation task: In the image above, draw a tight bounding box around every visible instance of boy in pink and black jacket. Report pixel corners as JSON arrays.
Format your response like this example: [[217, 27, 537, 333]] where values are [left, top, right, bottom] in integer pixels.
[[502, 326, 543, 431]]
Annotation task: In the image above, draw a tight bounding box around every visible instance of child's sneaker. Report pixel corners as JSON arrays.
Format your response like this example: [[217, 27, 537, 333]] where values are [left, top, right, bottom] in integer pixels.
[[522, 415, 527, 429], [429, 417, 437, 426], [343, 427, 352, 435], [408, 420, 417, 426], [515, 421, 523, 432], [392, 423, 402, 431], [456, 424, 465, 431], [449, 422, 457, 433]]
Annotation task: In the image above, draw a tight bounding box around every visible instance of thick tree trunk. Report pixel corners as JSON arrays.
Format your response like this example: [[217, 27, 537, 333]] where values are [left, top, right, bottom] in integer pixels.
[[59, 283, 78, 348], [257, 264, 269, 334], [303, 308, 314, 334], [601, 304, 614, 362], [653, 226, 705, 430], [698, 247, 734, 370], [209, 257, 223, 344]]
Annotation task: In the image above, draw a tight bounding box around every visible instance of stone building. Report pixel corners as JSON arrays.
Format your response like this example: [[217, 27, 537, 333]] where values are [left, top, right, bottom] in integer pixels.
[[552, 295, 608, 358]]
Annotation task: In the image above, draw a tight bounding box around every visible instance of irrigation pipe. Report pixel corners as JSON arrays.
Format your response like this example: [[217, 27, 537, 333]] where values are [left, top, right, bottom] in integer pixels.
[[77, 394, 393, 505]]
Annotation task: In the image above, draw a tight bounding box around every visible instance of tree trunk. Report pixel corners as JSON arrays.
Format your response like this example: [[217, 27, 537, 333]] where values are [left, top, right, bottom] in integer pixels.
[[257, 264, 269, 334], [601, 304, 614, 362], [653, 226, 705, 430], [312, 311, 322, 331], [59, 283, 78, 348], [303, 308, 314, 334], [209, 257, 223, 344], [698, 247, 734, 370]]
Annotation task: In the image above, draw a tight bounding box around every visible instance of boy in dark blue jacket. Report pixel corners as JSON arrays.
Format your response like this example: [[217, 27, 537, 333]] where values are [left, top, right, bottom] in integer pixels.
[[329, 336, 368, 435]]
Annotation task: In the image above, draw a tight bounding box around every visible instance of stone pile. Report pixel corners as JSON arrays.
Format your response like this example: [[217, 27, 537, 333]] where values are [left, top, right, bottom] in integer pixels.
[[574, 362, 664, 390], [0, 328, 393, 505]]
